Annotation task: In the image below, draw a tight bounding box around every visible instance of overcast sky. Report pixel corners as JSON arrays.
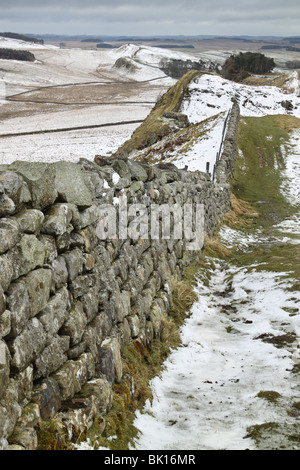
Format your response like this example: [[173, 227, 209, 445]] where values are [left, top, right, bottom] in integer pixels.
[[0, 0, 299, 37]]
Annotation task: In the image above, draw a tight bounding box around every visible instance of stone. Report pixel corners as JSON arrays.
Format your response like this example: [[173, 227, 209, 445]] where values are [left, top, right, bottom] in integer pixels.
[[127, 315, 140, 338], [67, 341, 87, 360], [149, 302, 164, 339], [82, 323, 101, 361], [6, 281, 30, 338], [59, 301, 87, 347], [69, 274, 93, 299], [0, 218, 21, 254], [0, 171, 31, 215], [52, 353, 95, 401], [0, 340, 10, 400], [56, 230, 72, 253], [38, 287, 70, 342], [57, 396, 98, 438], [79, 287, 99, 323], [3, 162, 57, 210], [14, 365, 33, 406], [96, 348, 115, 386], [98, 337, 122, 384], [113, 290, 131, 323], [12, 234, 46, 280], [31, 377, 61, 420], [0, 438, 9, 450], [0, 311, 11, 339], [17, 403, 41, 429], [8, 426, 38, 450], [0, 251, 15, 292], [0, 380, 22, 439], [0, 193, 15, 217], [84, 253, 95, 271], [0, 284, 5, 315], [78, 378, 112, 415], [34, 335, 70, 380], [112, 160, 131, 180], [37, 234, 58, 263], [52, 161, 93, 209], [129, 181, 144, 194], [50, 256, 69, 293], [281, 100, 293, 111], [8, 318, 47, 372], [62, 248, 85, 282], [114, 318, 131, 351], [14, 209, 44, 234], [76, 205, 99, 230], [41, 204, 73, 236], [127, 160, 148, 182], [22, 269, 52, 318]]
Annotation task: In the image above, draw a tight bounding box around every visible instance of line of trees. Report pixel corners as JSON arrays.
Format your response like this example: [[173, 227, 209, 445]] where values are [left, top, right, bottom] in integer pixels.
[[0, 48, 36, 62]]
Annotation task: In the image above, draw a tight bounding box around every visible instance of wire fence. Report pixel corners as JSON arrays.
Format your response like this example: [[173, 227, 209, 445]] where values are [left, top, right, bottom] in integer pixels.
[[209, 108, 231, 182]]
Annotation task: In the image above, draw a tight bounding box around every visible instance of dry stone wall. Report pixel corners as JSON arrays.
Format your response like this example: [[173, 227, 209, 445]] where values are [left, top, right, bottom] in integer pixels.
[[0, 103, 240, 450]]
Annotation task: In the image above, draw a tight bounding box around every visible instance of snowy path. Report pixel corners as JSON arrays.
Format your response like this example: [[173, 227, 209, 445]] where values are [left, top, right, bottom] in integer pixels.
[[131, 132, 300, 451], [132, 260, 299, 450]]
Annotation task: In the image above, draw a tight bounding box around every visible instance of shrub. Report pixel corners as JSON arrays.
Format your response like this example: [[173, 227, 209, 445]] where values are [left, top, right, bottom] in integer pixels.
[[0, 48, 36, 62], [221, 52, 276, 82]]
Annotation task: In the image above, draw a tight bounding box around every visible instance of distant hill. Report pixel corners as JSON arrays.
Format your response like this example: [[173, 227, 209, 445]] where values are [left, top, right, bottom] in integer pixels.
[[0, 32, 44, 45], [23, 34, 289, 43], [81, 38, 103, 43], [96, 43, 118, 49]]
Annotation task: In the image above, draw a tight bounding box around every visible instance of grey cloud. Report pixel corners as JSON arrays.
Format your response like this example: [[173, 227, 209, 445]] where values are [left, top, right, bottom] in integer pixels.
[[0, 0, 299, 36]]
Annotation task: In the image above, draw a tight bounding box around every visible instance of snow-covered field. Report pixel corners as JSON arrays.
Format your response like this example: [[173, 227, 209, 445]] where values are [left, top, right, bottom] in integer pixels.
[[1, 39, 299, 171], [0, 40, 185, 164]]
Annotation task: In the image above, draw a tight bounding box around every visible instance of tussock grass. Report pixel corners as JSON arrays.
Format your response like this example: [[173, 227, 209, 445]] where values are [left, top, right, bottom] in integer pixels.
[[204, 236, 231, 258], [274, 114, 300, 130], [223, 193, 259, 229], [243, 73, 290, 89]]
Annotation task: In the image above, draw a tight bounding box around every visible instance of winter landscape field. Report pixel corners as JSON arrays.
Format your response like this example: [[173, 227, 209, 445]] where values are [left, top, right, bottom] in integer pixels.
[[0, 34, 299, 451]]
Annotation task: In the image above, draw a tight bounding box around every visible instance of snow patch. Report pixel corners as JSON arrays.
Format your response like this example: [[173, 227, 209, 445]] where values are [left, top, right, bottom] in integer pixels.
[[0, 36, 58, 50]]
